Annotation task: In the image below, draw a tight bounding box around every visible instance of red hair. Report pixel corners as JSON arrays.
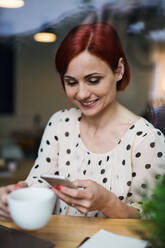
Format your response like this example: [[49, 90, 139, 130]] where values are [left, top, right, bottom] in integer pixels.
[[55, 23, 130, 91]]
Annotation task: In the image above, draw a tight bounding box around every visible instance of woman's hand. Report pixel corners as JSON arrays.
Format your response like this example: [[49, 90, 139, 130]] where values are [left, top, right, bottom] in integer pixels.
[[0, 181, 28, 222], [53, 179, 112, 215]]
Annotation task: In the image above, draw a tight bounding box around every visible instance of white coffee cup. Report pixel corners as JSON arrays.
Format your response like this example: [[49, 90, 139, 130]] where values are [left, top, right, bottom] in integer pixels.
[[8, 187, 56, 230]]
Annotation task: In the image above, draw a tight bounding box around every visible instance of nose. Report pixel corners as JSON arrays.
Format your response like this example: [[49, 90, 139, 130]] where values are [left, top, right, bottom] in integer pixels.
[[76, 83, 90, 100]]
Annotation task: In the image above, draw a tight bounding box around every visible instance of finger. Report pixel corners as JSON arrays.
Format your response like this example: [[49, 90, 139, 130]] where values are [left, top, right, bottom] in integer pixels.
[[0, 207, 11, 218], [49, 186, 56, 192], [1, 183, 27, 207], [0, 199, 10, 213], [59, 186, 87, 199], [76, 206, 88, 215], [0, 202, 10, 214], [11, 181, 28, 192], [54, 189, 86, 207], [0, 216, 12, 222], [5, 185, 16, 194], [54, 188, 75, 205], [0, 185, 15, 208], [0, 212, 11, 220], [1, 192, 10, 206], [0, 214, 13, 222], [17, 181, 28, 188]]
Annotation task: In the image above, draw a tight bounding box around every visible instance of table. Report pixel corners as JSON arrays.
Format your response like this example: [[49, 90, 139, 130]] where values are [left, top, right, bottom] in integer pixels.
[[0, 215, 145, 248]]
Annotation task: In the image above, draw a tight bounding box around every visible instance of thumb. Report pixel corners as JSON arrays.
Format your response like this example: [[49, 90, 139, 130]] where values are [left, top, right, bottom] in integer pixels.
[[15, 181, 28, 189]]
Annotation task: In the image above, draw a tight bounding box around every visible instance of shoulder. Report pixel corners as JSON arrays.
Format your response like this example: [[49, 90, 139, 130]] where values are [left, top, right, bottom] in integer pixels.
[[132, 117, 165, 149], [41, 108, 81, 142], [48, 107, 81, 124]]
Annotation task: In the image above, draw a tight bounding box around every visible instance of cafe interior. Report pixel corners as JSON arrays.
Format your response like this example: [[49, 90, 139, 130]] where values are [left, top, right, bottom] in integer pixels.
[[0, 0, 165, 247]]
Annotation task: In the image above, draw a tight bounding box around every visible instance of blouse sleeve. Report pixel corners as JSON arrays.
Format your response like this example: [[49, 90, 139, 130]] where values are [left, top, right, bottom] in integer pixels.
[[25, 112, 61, 188], [125, 129, 165, 212]]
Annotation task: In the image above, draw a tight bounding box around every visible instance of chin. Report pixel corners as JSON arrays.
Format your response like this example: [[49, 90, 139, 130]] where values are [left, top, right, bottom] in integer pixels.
[[80, 107, 102, 117], [73, 100, 105, 117]]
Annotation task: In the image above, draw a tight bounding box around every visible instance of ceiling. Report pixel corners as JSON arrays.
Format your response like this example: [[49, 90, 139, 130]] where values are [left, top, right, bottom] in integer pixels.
[[0, 0, 112, 37], [1, 0, 165, 49], [1, 0, 165, 37]]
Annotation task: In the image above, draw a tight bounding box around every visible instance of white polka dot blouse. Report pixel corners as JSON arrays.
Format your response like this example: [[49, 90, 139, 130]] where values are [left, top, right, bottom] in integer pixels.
[[26, 108, 165, 217]]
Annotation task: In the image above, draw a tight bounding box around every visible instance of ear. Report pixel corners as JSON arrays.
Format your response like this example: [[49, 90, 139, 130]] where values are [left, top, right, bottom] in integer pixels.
[[115, 57, 124, 82]]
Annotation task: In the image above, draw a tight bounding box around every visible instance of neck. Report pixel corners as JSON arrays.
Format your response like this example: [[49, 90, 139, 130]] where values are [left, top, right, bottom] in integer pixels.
[[81, 100, 120, 130]]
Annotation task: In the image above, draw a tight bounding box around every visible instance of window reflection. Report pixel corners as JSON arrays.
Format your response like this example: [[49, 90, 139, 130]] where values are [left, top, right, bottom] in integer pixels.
[[0, 0, 165, 179]]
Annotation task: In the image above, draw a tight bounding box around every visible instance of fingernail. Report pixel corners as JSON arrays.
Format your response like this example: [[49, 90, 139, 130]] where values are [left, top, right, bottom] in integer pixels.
[[55, 185, 61, 190], [14, 184, 21, 189]]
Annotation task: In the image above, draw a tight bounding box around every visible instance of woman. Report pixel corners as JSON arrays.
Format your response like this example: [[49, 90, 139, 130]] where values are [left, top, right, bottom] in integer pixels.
[[0, 23, 165, 221]]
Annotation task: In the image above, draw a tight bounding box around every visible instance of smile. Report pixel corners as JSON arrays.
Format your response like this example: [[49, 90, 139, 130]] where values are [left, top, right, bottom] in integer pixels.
[[79, 99, 99, 108]]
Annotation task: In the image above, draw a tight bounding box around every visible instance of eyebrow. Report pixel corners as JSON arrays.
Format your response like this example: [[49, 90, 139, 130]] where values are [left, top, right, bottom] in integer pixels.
[[63, 75, 76, 80], [64, 73, 101, 80], [84, 73, 101, 79]]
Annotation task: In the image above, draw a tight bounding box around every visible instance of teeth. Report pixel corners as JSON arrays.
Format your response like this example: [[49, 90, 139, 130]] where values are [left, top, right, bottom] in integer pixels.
[[81, 99, 98, 106]]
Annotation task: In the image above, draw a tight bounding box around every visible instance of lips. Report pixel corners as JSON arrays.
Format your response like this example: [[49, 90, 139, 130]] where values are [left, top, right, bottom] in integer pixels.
[[79, 98, 99, 108]]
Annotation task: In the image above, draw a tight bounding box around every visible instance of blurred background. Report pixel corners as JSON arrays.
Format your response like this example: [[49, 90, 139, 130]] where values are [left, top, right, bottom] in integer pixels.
[[0, 0, 165, 186]]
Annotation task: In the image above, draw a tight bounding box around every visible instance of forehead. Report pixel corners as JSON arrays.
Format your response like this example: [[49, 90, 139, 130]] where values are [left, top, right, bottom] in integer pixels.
[[65, 51, 112, 78]]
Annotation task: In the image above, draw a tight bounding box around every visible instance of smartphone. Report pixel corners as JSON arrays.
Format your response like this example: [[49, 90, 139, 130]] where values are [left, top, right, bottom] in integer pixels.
[[41, 174, 77, 189]]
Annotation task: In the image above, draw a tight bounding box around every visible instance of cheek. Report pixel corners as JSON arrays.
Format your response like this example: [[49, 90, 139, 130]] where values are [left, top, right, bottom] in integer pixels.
[[97, 82, 116, 97], [65, 87, 75, 99], [100, 86, 116, 103]]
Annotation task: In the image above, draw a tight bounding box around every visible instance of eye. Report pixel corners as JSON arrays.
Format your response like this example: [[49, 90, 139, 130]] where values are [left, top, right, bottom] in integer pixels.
[[64, 79, 78, 86], [88, 77, 102, 84]]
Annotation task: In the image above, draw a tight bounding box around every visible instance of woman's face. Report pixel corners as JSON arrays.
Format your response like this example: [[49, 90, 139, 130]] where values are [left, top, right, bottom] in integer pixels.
[[63, 51, 122, 117]]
